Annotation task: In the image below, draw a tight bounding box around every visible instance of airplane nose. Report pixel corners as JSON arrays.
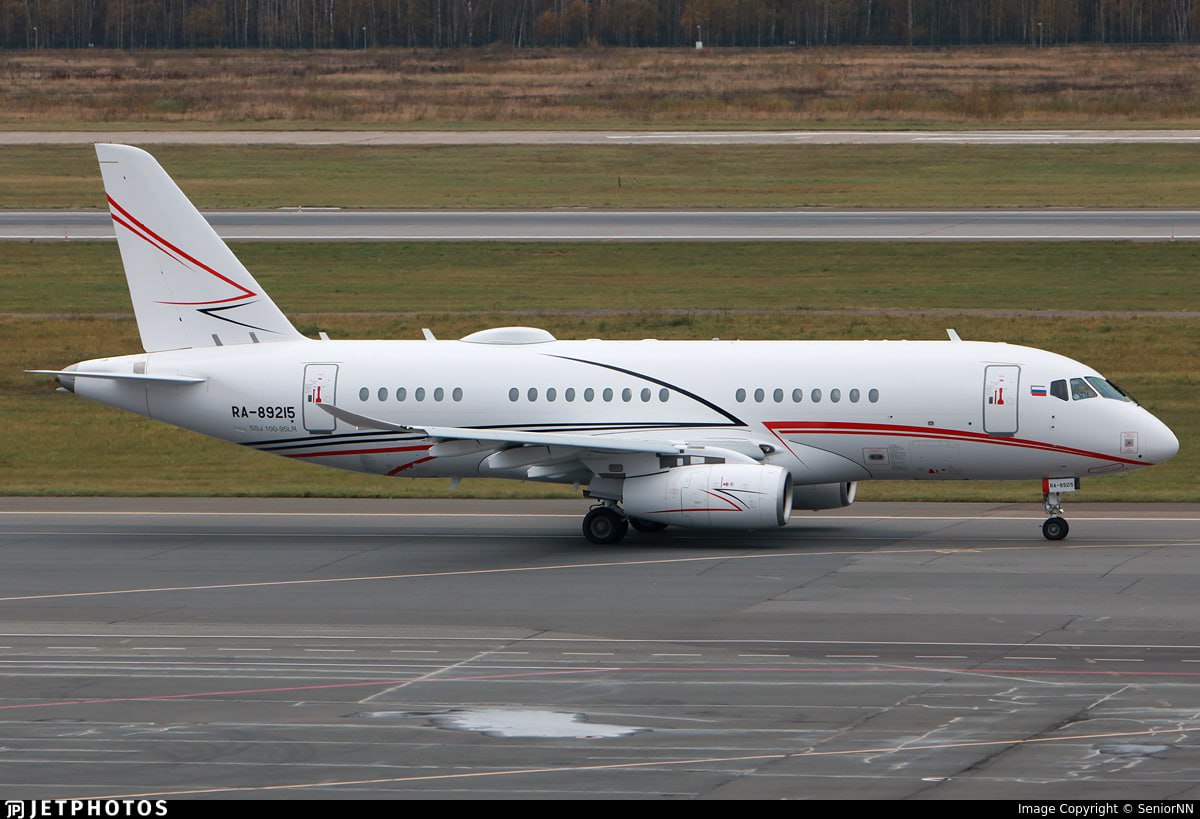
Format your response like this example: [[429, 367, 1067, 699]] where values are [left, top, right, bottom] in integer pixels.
[[1145, 418, 1180, 465]]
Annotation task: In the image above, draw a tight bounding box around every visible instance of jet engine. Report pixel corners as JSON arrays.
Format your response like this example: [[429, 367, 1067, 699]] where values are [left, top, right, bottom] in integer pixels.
[[792, 481, 858, 510], [623, 463, 793, 529]]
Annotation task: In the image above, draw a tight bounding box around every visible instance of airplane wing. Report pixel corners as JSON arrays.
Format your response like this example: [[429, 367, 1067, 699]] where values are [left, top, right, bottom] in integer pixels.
[[27, 370, 207, 384], [316, 402, 690, 456]]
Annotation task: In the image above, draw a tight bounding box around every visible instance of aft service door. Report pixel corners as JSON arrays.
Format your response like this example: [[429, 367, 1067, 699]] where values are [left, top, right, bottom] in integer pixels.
[[302, 364, 338, 433], [983, 365, 1019, 436]]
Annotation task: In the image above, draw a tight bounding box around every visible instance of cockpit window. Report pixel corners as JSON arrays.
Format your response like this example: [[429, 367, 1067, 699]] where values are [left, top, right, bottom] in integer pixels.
[[1070, 377, 1098, 400], [1050, 379, 1069, 401], [1086, 376, 1133, 403]]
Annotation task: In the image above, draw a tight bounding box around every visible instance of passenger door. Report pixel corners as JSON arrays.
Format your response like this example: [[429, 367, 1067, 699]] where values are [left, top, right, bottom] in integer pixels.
[[302, 364, 338, 433], [983, 365, 1019, 435]]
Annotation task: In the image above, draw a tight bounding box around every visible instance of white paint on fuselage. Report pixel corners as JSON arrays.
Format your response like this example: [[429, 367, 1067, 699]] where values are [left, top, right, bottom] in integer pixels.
[[68, 337, 1177, 488]]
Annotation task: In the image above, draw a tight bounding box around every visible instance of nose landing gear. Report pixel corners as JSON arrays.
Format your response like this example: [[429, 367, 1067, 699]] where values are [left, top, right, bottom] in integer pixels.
[[1041, 508, 1070, 541], [1040, 478, 1080, 541], [1040, 478, 1079, 541]]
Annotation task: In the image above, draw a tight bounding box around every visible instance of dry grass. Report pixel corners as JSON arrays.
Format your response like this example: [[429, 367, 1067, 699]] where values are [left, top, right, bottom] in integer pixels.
[[6, 45, 1200, 128]]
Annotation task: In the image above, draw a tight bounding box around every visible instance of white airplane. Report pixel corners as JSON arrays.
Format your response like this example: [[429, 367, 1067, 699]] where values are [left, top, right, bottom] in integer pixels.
[[31, 144, 1180, 544]]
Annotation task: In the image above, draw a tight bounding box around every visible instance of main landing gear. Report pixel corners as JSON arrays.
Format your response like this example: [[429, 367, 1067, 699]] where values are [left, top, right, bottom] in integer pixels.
[[1042, 491, 1070, 541], [582, 504, 669, 544], [582, 504, 628, 545]]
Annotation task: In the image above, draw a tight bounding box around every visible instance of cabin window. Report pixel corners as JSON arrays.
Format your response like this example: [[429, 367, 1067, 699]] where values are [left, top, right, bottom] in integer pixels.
[[811, 388, 822, 403], [830, 388, 841, 403], [396, 387, 407, 401], [736, 388, 746, 402], [622, 387, 632, 402], [565, 388, 576, 402], [603, 388, 614, 402], [508, 387, 519, 402], [868, 388, 880, 403], [527, 387, 538, 401], [659, 388, 670, 402], [359, 387, 369, 401], [546, 387, 557, 402], [584, 388, 595, 402], [773, 388, 784, 403], [641, 388, 651, 402], [753, 388, 764, 403], [849, 388, 860, 403], [434, 387, 445, 402], [452, 388, 463, 402], [1070, 378, 1098, 401], [792, 388, 803, 403], [415, 387, 426, 401], [1050, 380, 1068, 401], [377, 387, 387, 401]]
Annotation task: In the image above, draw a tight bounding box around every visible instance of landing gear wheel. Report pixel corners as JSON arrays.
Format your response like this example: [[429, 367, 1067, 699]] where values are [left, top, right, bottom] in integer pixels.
[[629, 518, 668, 534], [583, 506, 629, 545], [1042, 516, 1070, 541]]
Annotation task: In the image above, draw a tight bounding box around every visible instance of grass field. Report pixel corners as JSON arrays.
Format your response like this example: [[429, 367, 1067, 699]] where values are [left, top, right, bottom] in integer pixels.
[[11, 144, 1200, 209], [4, 241, 1200, 315], [4, 241, 1194, 502], [7, 46, 1200, 129]]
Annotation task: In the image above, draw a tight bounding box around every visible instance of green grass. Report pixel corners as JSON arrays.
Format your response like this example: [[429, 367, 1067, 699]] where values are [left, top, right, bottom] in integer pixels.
[[4, 241, 1200, 315], [3, 241, 1195, 502], [11, 144, 1200, 208]]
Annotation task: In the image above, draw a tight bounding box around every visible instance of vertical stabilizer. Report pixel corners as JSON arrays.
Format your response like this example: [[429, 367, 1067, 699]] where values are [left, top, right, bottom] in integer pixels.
[[96, 144, 304, 352]]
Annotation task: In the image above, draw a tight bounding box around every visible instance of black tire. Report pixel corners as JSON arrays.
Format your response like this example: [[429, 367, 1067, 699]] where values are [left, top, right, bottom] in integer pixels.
[[583, 507, 629, 545], [1042, 516, 1070, 541], [629, 518, 668, 534]]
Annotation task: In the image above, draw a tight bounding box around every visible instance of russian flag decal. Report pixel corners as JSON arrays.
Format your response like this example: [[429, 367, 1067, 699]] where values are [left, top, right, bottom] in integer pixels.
[[1030, 385, 1047, 397]]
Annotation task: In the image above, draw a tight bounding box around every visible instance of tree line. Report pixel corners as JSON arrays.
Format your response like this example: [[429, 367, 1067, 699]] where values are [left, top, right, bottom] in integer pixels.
[[3, 0, 1197, 49]]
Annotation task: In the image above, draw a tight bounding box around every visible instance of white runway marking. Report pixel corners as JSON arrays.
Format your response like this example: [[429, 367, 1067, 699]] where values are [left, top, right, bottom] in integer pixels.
[[6, 632, 1200, 652], [13, 233, 1200, 242], [1, 538, 1196, 604], [82, 725, 1191, 799], [4, 510, 1198, 522]]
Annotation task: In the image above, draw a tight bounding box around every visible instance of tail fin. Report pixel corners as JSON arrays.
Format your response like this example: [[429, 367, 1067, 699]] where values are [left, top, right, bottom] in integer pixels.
[[96, 144, 304, 352]]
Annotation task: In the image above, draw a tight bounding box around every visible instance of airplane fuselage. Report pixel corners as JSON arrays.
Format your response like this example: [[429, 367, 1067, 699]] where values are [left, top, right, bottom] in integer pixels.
[[63, 336, 1177, 488]]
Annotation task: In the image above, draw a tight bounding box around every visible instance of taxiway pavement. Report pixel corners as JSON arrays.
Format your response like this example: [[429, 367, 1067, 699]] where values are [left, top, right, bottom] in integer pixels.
[[6, 209, 1200, 241], [1, 498, 1198, 799]]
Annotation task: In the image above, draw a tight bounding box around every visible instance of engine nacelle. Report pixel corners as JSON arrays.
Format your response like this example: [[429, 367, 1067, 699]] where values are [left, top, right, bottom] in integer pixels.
[[623, 463, 793, 529], [792, 481, 858, 510]]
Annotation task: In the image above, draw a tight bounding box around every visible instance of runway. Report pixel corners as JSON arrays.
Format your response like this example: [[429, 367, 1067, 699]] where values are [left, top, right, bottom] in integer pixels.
[[6, 208, 1200, 241], [1, 498, 1199, 799]]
